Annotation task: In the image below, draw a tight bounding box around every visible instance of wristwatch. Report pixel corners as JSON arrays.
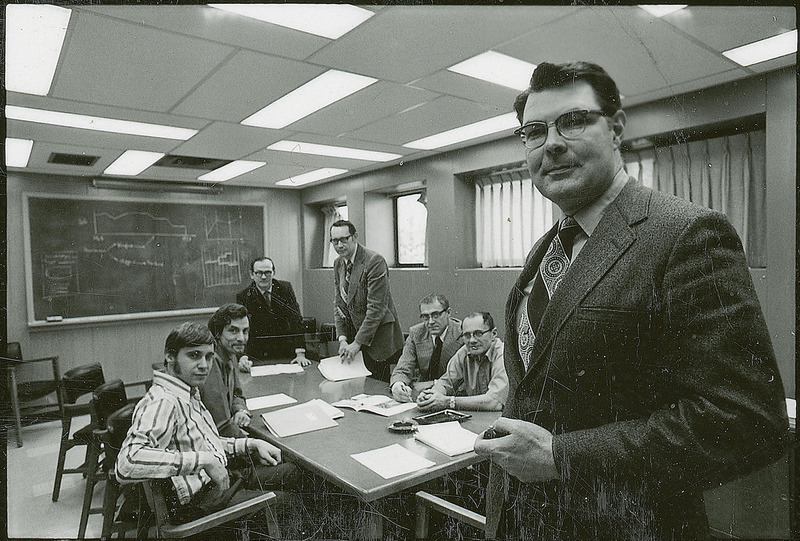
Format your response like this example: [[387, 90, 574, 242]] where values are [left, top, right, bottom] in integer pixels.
[[449, 396, 456, 409]]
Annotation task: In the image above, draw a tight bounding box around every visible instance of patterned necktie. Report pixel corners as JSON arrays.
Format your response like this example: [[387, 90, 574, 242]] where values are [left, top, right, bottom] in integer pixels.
[[428, 336, 444, 380], [518, 217, 582, 369], [343, 260, 353, 302]]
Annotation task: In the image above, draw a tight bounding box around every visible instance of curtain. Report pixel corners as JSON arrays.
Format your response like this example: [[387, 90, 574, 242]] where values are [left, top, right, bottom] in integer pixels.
[[623, 130, 765, 267], [475, 175, 554, 267], [321, 204, 346, 268]]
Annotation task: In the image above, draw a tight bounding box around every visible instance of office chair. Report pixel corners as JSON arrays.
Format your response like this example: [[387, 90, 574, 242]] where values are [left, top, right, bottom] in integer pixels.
[[1, 341, 61, 447], [415, 490, 486, 540], [52, 362, 106, 502]]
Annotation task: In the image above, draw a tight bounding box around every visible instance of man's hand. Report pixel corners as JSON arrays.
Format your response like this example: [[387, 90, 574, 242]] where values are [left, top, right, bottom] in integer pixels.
[[249, 439, 281, 466], [391, 381, 412, 403], [339, 341, 361, 363], [233, 409, 251, 428], [238, 355, 253, 372], [292, 353, 312, 367], [473, 417, 559, 483], [416, 389, 448, 412], [201, 453, 230, 491]]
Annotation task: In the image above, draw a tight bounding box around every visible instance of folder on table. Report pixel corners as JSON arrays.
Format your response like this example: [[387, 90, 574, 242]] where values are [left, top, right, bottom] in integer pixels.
[[261, 400, 339, 438]]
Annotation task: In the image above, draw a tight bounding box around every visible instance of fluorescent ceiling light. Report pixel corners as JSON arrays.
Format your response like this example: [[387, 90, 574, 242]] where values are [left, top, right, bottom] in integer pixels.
[[198, 160, 265, 182], [276, 168, 348, 187], [6, 4, 71, 96], [6, 105, 198, 140], [6, 138, 34, 167], [242, 70, 377, 129], [104, 150, 165, 176], [638, 5, 688, 17], [448, 52, 536, 91], [723, 30, 797, 66], [209, 4, 373, 39], [268, 140, 402, 162], [404, 112, 519, 151]]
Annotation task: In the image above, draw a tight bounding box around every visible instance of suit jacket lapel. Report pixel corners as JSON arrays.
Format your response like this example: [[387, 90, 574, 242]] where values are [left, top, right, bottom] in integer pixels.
[[347, 245, 366, 308]]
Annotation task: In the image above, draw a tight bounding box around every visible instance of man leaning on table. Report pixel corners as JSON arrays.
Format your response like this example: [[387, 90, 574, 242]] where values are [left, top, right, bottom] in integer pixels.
[[116, 322, 297, 524], [473, 61, 789, 540], [390, 293, 463, 403], [417, 312, 507, 412]]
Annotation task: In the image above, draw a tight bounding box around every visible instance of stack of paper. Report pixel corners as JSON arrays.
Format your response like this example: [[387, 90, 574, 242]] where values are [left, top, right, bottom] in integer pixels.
[[261, 400, 339, 437], [318, 352, 371, 381], [351, 443, 435, 479], [414, 421, 479, 456], [245, 393, 297, 411], [250, 364, 304, 377]]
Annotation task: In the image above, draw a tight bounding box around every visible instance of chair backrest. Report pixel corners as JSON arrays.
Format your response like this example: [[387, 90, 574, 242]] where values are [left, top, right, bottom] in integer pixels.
[[6, 342, 23, 361], [102, 401, 135, 472], [62, 363, 105, 405], [91, 379, 127, 428]]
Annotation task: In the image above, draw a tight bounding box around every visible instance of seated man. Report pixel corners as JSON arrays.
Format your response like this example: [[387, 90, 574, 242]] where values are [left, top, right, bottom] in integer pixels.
[[417, 312, 507, 412], [116, 322, 297, 524], [201, 303, 251, 437], [390, 293, 463, 403]]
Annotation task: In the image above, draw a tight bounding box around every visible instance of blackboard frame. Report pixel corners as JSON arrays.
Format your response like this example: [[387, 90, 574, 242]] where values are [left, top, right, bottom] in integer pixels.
[[23, 193, 268, 328]]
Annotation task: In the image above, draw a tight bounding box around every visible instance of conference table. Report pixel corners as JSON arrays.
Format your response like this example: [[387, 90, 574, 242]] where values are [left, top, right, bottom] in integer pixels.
[[240, 360, 500, 538]]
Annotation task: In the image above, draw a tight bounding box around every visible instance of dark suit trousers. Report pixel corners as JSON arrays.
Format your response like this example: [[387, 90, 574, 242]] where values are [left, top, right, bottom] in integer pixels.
[[362, 348, 393, 383]]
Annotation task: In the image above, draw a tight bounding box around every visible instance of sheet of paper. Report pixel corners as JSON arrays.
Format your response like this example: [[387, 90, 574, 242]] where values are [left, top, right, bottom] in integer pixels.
[[414, 421, 479, 456], [245, 393, 297, 411], [308, 398, 344, 419], [250, 363, 304, 377], [318, 352, 371, 381], [351, 443, 435, 479]]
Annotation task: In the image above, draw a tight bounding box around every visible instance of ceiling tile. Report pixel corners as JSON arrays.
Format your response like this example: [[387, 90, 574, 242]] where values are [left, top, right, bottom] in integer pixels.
[[411, 71, 521, 110], [7, 120, 181, 153], [52, 10, 233, 113], [171, 122, 280, 160]]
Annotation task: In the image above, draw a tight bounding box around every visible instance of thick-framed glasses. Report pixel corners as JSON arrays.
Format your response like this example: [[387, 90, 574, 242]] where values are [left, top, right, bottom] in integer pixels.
[[252, 270, 273, 277], [514, 109, 609, 150], [330, 234, 353, 245], [420, 309, 447, 321], [460, 329, 493, 341]]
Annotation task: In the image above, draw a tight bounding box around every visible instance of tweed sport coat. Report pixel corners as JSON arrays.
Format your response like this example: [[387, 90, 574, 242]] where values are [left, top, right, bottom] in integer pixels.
[[487, 178, 788, 540], [237, 279, 303, 360], [334, 244, 404, 361], [390, 318, 463, 387]]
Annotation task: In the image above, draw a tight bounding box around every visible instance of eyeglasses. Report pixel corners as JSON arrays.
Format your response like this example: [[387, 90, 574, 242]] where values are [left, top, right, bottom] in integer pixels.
[[419, 310, 447, 321], [330, 234, 353, 245], [514, 109, 609, 150], [460, 329, 493, 341], [252, 270, 273, 277]]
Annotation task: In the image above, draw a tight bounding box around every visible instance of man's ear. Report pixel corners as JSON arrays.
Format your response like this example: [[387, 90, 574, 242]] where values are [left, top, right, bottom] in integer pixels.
[[164, 353, 173, 369], [610, 109, 626, 149]]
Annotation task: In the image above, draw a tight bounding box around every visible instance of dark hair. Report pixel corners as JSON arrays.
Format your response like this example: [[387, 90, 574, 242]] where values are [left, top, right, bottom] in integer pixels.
[[462, 311, 495, 331], [330, 220, 357, 236], [419, 293, 450, 312], [513, 61, 621, 124], [208, 303, 249, 338], [164, 322, 214, 357], [250, 256, 275, 273]]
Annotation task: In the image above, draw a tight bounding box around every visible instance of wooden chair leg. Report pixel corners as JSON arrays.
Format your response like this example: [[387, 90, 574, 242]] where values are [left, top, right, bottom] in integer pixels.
[[78, 442, 101, 539], [9, 367, 23, 447], [101, 474, 119, 541], [52, 426, 72, 501], [415, 497, 431, 540], [264, 504, 281, 539]]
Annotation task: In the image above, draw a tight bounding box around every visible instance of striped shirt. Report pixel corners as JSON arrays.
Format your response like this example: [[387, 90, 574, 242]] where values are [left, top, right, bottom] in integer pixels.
[[116, 371, 249, 505]]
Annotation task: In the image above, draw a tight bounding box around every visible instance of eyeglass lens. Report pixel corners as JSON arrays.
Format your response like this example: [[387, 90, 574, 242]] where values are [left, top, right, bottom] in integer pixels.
[[420, 310, 445, 320], [517, 110, 603, 149], [461, 329, 490, 340], [253, 271, 272, 277], [330, 235, 351, 244]]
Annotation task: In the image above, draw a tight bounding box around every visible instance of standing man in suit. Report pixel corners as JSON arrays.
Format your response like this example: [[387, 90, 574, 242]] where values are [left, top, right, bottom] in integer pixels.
[[474, 61, 788, 540], [236, 257, 304, 367], [331, 219, 404, 382], [390, 293, 462, 402]]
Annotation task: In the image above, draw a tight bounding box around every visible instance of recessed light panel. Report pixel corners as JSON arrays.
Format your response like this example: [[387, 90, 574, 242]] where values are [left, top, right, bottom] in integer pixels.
[[198, 160, 265, 182], [268, 140, 402, 162], [448, 52, 536, 91], [209, 4, 373, 39], [276, 168, 348, 187], [6, 138, 34, 168], [723, 30, 797, 67], [241, 70, 377, 129], [6, 4, 71, 96], [6, 106, 198, 140], [104, 150, 165, 176], [404, 113, 519, 151]]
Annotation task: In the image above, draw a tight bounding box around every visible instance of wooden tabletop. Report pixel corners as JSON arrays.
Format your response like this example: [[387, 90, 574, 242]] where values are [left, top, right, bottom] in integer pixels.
[[240, 361, 500, 502]]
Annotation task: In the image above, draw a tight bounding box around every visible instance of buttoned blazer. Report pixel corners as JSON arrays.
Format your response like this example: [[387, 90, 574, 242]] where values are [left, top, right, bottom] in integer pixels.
[[487, 178, 789, 540], [333, 244, 404, 361], [390, 318, 463, 386], [236, 279, 303, 357]]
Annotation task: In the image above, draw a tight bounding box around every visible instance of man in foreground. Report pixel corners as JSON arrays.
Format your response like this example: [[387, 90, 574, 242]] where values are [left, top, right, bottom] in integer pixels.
[[416, 312, 507, 412], [390, 293, 462, 403], [116, 322, 297, 524], [474, 61, 788, 540]]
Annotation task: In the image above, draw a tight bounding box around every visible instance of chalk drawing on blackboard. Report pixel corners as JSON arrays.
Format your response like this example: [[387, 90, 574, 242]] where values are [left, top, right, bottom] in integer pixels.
[[201, 211, 248, 287], [205, 209, 245, 241], [92, 210, 197, 240], [41, 251, 79, 300]]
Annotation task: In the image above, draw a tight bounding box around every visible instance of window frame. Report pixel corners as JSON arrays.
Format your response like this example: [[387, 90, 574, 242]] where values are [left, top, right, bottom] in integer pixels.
[[393, 191, 427, 268]]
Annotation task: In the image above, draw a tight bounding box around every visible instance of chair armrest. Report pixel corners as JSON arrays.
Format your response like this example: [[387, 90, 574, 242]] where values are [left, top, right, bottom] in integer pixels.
[[415, 490, 486, 532], [158, 489, 276, 538]]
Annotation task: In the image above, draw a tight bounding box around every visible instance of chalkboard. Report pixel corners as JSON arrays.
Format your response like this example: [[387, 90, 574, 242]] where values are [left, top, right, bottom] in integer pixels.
[[24, 194, 265, 324]]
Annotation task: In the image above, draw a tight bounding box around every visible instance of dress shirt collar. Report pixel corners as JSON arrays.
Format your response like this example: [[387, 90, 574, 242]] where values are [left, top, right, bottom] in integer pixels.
[[571, 168, 629, 237], [152, 370, 194, 403], [434, 326, 449, 344]]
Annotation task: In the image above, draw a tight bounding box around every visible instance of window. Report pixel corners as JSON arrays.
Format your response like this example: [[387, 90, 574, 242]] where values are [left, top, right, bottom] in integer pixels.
[[623, 127, 766, 267], [471, 163, 555, 268], [322, 203, 348, 268], [394, 192, 427, 266]]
